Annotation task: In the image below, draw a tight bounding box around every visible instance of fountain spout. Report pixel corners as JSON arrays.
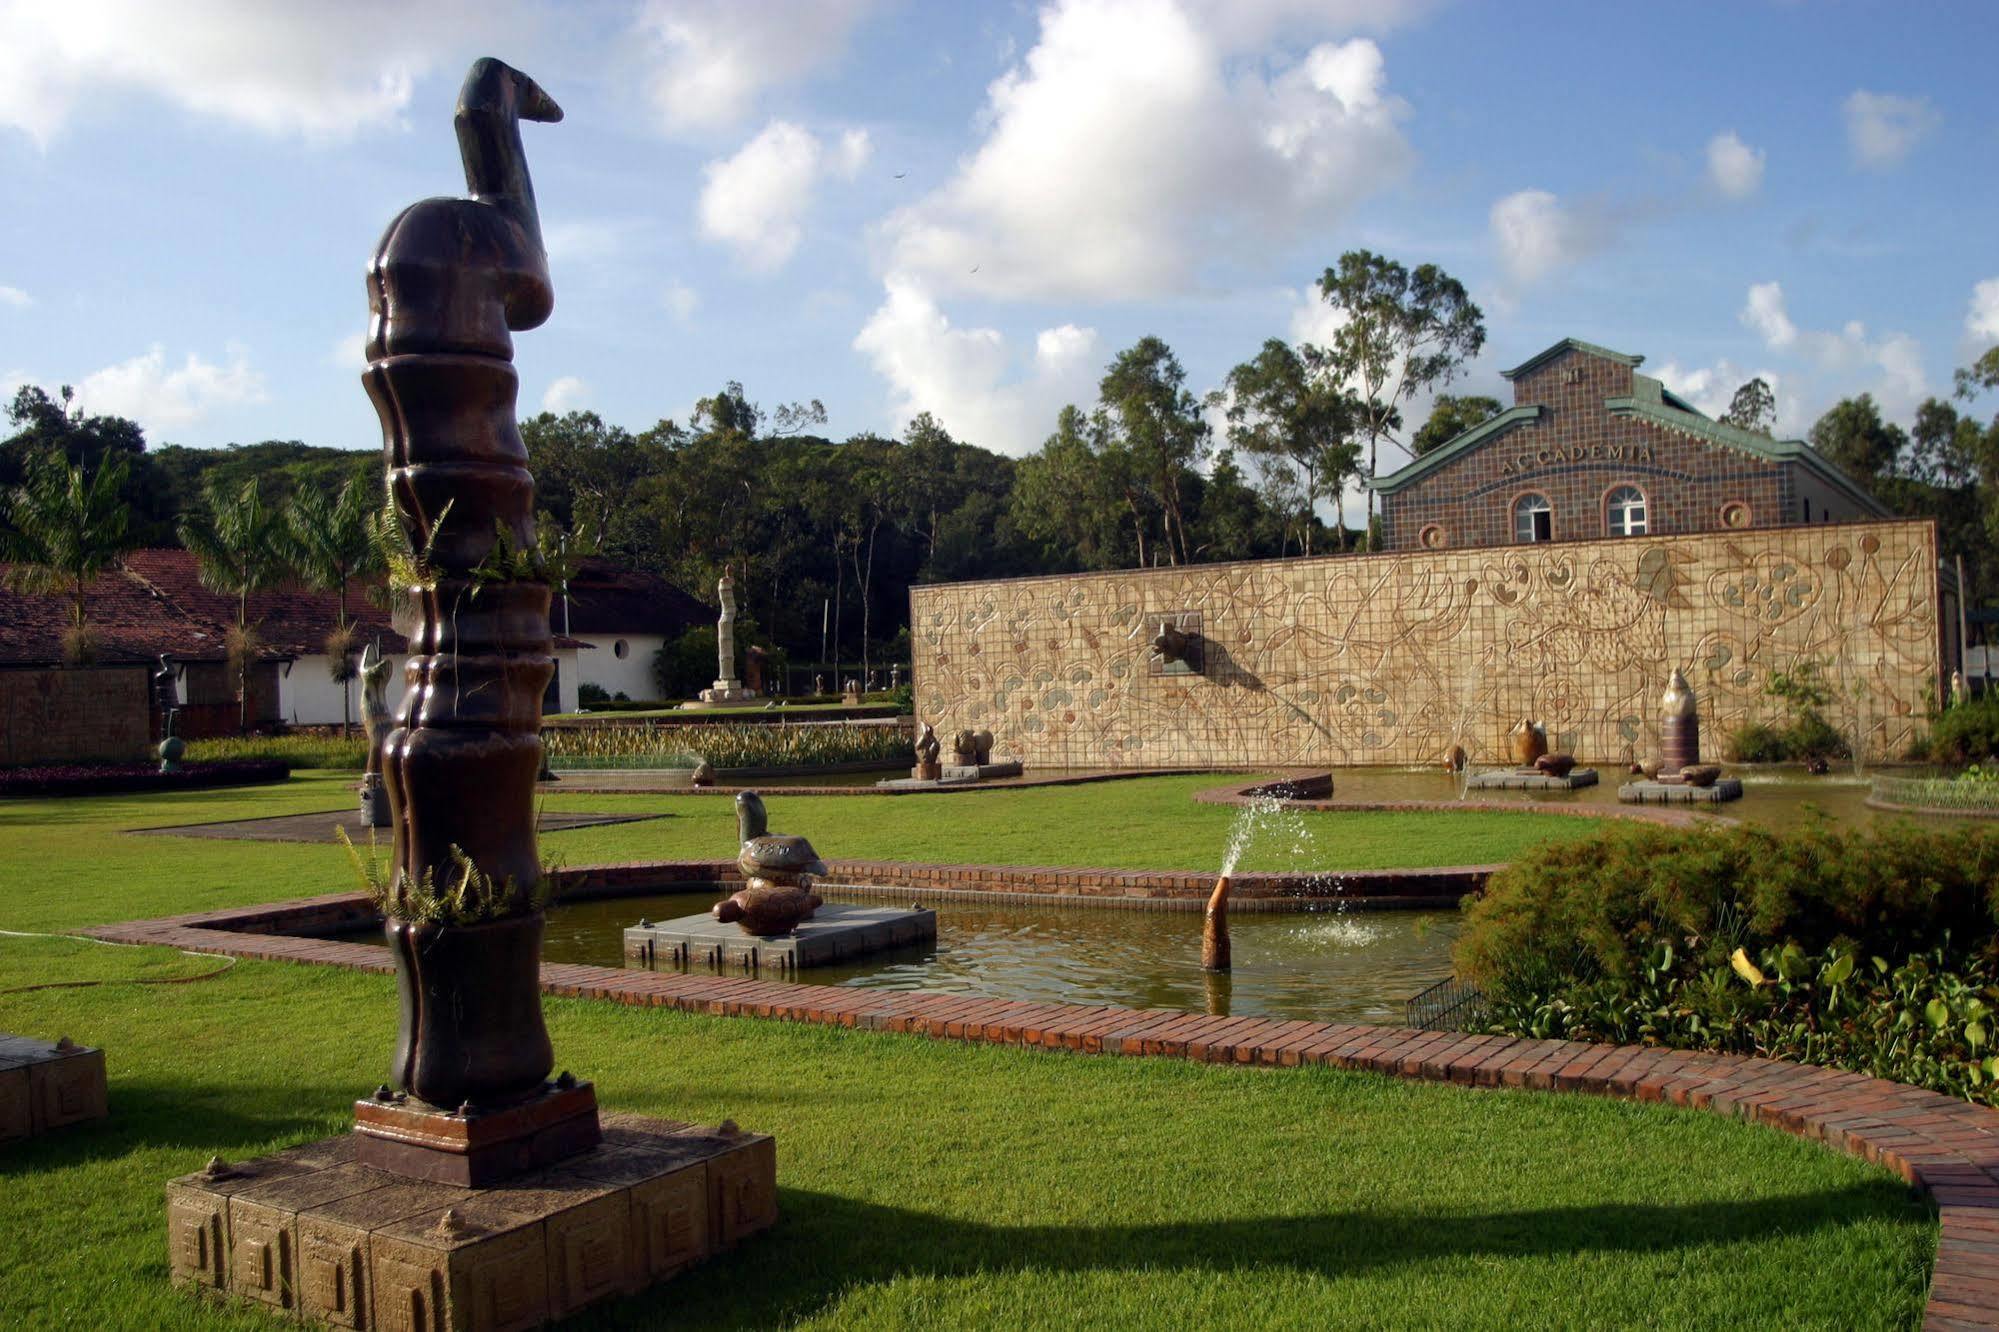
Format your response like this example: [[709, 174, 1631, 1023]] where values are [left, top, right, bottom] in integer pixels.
[[1201, 874, 1232, 972]]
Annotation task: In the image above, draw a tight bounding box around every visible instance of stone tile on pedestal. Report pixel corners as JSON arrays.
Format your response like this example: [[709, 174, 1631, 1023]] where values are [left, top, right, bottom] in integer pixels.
[[476, 1168, 636, 1318], [227, 1164, 387, 1311], [295, 1181, 473, 1328], [370, 1199, 549, 1332], [0, 1034, 107, 1139], [0, 1066, 29, 1143], [168, 1151, 328, 1292]]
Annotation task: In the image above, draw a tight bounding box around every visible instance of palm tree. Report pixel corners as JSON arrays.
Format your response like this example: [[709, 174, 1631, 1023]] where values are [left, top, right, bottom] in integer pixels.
[[287, 477, 381, 732], [0, 448, 136, 663], [179, 476, 287, 729]]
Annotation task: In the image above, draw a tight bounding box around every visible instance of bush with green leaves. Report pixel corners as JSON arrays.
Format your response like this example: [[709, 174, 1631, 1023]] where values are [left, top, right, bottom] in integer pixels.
[[188, 734, 368, 769], [1918, 695, 1999, 764], [1724, 660, 1851, 762], [1454, 820, 1999, 1103]]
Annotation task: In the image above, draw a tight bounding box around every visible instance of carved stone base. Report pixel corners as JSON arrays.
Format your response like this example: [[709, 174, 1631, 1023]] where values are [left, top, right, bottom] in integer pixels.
[[0, 1033, 107, 1142], [353, 1083, 602, 1187], [691, 682, 757, 707], [1467, 768, 1600, 791], [912, 760, 942, 782], [1618, 778, 1744, 804], [168, 1114, 777, 1329]]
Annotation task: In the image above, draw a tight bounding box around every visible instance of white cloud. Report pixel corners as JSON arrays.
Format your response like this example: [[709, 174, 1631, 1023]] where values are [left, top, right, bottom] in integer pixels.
[[541, 376, 589, 412], [633, 0, 878, 135], [1704, 130, 1764, 198], [1965, 278, 1999, 343], [663, 281, 700, 322], [877, 0, 1410, 302], [1489, 189, 1612, 287], [1653, 360, 1797, 434], [0, 0, 511, 145], [853, 277, 1099, 455], [1739, 280, 1927, 416], [0, 285, 31, 308], [1843, 91, 1938, 170], [698, 120, 866, 271], [1741, 280, 1797, 349], [72, 344, 266, 430]]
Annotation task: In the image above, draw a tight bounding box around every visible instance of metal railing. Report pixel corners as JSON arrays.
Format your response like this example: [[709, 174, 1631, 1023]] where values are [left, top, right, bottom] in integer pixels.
[[1404, 975, 1487, 1032]]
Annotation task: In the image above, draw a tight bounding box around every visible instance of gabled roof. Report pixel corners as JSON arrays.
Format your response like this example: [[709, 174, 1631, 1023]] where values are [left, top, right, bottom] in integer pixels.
[[1606, 374, 1889, 516], [558, 558, 711, 637], [120, 549, 405, 657], [1500, 338, 1644, 380], [1369, 406, 1543, 495]]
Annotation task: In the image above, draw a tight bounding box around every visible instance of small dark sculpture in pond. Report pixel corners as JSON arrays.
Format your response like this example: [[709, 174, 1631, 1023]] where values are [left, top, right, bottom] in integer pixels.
[[716, 791, 824, 936], [1533, 753, 1576, 778], [913, 722, 942, 780], [1508, 718, 1547, 767], [363, 57, 563, 1110]]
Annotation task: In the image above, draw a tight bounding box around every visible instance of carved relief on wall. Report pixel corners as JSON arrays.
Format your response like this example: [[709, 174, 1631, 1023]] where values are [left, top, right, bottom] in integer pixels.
[[911, 520, 1941, 768]]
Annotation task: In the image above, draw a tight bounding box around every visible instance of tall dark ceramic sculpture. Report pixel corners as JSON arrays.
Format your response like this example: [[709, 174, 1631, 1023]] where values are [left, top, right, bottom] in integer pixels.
[[356, 58, 597, 1181]]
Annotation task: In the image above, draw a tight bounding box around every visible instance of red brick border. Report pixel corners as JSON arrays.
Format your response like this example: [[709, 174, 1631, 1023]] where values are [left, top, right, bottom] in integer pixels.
[[84, 898, 1999, 1328]]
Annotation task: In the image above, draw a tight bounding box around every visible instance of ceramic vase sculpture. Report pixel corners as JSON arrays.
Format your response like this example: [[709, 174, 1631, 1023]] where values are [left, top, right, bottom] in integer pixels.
[[1660, 668, 1701, 773]]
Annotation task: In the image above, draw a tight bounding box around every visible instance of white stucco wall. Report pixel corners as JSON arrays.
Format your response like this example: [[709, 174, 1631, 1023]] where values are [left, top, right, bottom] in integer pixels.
[[279, 648, 581, 724], [571, 633, 665, 701]]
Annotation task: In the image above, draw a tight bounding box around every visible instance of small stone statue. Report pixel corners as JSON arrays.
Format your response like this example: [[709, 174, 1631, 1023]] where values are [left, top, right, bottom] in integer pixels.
[[358, 639, 394, 827], [699, 573, 755, 703], [744, 644, 767, 696], [1950, 669, 1966, 708], [890, 665, 902, 689], [913, 723, 942, 781], [1154, 620, 1194, 665], [814, 673, 825, 696], [1508, 718, 1547, 767], [842, 677, 861, 705], [1660, 668, 1700, 772]]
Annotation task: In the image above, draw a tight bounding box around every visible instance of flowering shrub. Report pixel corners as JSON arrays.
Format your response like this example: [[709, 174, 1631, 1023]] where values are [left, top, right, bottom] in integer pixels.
[[0, 760, 291, 799], [1455, 820, 1999, 1104]]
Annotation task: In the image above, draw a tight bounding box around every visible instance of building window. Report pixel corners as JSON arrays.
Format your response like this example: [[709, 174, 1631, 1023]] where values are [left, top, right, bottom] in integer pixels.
[[1801, 497, 1811, 523], [1513, 493, 1552, 543], [1605, 485, 1647, 536], [1720, 500, 1752, 529], [613, 639, 629, 659], [1419, 523, 1446, 550]]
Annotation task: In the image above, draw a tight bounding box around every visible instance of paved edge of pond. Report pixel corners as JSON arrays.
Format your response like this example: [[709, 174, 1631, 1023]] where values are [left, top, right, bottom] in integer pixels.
[[87, 895, 1999, 1329], [1190, 776, 1717, 826], [537, 766, 1216, 794]]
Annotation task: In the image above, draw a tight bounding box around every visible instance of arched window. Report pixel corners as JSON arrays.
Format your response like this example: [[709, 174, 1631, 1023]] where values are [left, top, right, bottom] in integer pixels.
[[1513, 493, 1552, 543], [1605, 485, 1647, 536]]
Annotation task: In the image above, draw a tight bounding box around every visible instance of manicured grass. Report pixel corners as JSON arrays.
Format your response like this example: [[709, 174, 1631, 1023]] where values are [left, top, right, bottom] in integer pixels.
[[0, 935, 1937, 1329], [0, 773, 1610, 932]]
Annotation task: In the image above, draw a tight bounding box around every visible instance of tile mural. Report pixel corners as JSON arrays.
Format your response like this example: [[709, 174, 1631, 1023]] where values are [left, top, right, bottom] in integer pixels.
[[911, 520, 1942, 767]]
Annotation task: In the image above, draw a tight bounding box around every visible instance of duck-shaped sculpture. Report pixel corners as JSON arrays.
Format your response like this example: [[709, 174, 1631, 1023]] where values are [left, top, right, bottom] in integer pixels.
[[713, 791, 825, 936]]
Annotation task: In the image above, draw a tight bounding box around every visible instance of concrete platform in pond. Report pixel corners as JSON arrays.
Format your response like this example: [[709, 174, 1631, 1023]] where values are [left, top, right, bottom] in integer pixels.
[[166, 1114, 776, 1329], [1618, 778, 1744, 804], [1467, 768, 1599, 792], [1, 1033, 106, 1143], [876, 760, 1024, 790], [625, 902, 938, 975]]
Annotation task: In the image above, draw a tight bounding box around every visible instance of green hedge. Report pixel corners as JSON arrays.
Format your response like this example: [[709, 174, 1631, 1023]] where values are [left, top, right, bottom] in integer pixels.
[[547, 722, 910, 770], [1455, 821, 1999, 1104]]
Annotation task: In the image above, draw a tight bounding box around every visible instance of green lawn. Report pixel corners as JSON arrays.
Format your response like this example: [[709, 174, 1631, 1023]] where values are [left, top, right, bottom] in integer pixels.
[[0, 772, 1608, 932], [0, 777, 1939, 1327], [0, 935, 1936, 1329]]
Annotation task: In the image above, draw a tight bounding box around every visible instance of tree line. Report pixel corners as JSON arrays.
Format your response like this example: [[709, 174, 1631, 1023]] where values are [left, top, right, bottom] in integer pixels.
[[7, 249, 1999, 692]]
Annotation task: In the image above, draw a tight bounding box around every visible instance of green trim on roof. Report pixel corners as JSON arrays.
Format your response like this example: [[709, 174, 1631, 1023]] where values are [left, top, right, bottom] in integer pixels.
[[1603, 394, 1890, 517], [1368, 405, 1543, 495], [1500, 338, 1644, 381]]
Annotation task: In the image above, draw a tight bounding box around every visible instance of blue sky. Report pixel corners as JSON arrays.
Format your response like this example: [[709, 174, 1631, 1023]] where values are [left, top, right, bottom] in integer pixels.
[[1, 0, 1994, 490]]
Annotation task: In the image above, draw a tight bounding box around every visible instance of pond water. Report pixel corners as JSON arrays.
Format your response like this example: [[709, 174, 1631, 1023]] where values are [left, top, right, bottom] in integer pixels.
[[540, 888, 1461, 1025]]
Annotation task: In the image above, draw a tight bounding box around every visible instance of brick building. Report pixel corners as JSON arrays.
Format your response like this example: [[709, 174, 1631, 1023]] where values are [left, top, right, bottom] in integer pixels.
[[1371, 338, 1887, 552]]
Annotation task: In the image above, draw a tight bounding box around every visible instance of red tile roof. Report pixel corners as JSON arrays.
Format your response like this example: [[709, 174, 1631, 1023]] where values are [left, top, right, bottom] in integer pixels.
[[557, 557, 712, 637], [0, 548, 648, 667]]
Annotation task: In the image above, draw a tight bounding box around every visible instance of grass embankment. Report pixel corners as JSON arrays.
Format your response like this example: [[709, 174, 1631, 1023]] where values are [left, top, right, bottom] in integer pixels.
[[0, 932, 1937, 1329], [0, 773, 1608, 932]]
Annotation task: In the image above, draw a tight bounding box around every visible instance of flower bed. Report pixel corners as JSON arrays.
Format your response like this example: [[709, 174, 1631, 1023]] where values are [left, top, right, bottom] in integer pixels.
[[546, 721, 912, 770], [1869, 766, 1999, 815], [0, 759, 292, 799]]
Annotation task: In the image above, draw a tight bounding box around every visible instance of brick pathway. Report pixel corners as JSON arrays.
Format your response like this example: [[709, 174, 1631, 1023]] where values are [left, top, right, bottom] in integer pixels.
[[87, 895, 1999, 1329]]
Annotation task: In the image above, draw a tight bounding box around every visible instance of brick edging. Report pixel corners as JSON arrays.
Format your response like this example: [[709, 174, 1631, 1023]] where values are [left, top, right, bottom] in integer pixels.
[[538, 766, 1217, 796], [83, 901, 1999, 1328]]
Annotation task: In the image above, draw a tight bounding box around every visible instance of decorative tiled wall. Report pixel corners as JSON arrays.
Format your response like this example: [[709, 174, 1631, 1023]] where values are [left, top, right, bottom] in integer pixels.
[[911, 520, 1943, 767]]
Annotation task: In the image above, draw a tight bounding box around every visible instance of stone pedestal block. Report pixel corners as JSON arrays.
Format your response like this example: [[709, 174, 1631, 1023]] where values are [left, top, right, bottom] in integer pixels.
[[1466, 768, 1600, 792], [0, 1034, 107, 1141], [624, 902, 936, 975], [167, 1115, 776, 1330], [1618, 777, 1744, 804]]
